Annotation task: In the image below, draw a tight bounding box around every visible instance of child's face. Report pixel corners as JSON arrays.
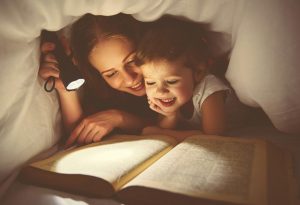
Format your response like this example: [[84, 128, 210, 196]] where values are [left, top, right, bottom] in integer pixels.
[[89, 37, 145, 96], [141, 59, 195, 113]]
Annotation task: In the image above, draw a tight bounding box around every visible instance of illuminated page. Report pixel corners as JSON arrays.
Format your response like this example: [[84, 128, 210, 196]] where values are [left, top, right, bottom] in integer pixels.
[[123, 135, 267, 205], [30, 135, 176, 190]]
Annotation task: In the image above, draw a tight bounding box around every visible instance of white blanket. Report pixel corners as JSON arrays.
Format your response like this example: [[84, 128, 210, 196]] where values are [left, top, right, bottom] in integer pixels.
[[0, 0, 300, 200]]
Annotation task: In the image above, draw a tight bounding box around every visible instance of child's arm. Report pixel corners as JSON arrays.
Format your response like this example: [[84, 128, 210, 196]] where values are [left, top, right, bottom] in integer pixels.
[[200, 90, 226, 135], [148, 99, 180, 129], [157, 112, 180, 129], [142, 126, 203, 142]]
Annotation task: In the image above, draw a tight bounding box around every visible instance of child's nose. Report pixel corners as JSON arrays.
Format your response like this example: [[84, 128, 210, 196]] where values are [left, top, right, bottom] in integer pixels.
[[156, 84, 169, 94]]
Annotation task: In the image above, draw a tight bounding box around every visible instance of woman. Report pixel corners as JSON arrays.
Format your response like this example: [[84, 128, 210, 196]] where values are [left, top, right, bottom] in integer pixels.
[[39, 14, 155, 147]]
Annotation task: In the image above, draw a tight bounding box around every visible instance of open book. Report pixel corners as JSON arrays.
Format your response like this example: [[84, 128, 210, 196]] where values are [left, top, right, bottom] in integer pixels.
[[19, 134, 297, 205]]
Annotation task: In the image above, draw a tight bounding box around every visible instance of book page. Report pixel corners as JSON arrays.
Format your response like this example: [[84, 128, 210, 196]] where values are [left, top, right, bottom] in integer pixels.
[[30, 135, 176, 190], [122, 135, 267, 205]]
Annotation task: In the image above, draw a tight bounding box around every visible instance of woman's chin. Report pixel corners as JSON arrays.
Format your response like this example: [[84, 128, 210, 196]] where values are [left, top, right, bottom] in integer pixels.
[[127, 89, 146, 97]]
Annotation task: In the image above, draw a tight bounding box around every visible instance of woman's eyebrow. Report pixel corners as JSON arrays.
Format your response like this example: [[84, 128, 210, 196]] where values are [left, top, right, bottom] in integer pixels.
[[100, 68, 115, 75], [123, 51, 136, 63]]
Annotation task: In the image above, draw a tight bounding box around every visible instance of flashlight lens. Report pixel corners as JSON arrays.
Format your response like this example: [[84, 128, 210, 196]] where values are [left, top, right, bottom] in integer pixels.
[[66, 79, 85, 90]]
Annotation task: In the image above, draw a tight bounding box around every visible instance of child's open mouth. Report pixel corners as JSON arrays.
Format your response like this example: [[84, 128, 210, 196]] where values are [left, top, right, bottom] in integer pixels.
[[158, 97, 176, 107]]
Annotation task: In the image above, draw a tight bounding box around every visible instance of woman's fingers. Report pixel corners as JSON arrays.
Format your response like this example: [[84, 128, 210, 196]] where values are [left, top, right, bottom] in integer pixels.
[[41, 42, 55, 53], [43, 53, 58, 64], [84, 128, 100, 144], [77, 122, 96, 145], [92, 128, 109, 142], [39, 63, 60, 78], [65, 118, 113, 148], [60, 35, 72, 56], [65, 122, 85, 148]]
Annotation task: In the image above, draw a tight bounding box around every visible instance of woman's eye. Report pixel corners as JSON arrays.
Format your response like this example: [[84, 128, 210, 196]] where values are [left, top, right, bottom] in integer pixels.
[[166, 79, 179, 84], [105, 71, 118, 78], [145, 81, 155, 86], [125, 59, 136, 68]]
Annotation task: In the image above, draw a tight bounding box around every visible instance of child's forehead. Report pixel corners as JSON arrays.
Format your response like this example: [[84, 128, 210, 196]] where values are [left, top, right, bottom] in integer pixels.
[[141, 58, 189, 77], [144, 58, 184, 68]]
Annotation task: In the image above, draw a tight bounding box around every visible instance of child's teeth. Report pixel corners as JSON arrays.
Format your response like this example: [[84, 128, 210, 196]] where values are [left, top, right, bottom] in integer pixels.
[[161, 98, 174, 102]]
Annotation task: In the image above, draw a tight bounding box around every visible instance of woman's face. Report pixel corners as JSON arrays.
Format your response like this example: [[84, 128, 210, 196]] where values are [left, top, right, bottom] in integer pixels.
[[89, 37, 145, 96]]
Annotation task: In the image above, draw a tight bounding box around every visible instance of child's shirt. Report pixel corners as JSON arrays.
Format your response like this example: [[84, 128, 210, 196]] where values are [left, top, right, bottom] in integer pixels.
[[187, 74, 230, 128]]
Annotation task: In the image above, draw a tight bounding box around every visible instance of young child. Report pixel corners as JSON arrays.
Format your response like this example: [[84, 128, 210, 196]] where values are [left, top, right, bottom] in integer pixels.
[[135, 16, 230, 138]]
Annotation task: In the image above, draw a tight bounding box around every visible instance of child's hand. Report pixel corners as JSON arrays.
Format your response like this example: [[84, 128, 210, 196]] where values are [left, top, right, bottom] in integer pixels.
[[147, 98, 177, 117]]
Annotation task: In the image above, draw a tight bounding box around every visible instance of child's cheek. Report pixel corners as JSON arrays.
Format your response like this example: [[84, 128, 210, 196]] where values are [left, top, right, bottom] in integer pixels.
[[145, 87, 154, 100]]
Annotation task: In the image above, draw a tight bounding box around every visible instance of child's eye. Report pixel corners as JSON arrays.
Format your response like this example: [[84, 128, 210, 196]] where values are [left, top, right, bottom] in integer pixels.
[[105, 70, 118, 78], [145, 81, 155, 86], [166, 79, 179, 84]]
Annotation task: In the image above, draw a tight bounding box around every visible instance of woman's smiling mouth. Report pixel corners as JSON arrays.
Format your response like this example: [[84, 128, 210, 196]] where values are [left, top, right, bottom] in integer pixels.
[[129, 81, 144, 91]]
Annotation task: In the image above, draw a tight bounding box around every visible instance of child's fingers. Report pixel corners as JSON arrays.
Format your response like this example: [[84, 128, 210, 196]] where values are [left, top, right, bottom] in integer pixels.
[[151, 98, 162, 105], [149, 101, 170, 116], [148, 99, 162, 112], [149, 102, 162, 113]]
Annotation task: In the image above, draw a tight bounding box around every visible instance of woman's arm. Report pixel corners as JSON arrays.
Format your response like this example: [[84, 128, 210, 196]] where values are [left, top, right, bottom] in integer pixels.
[[39, 42, 84, 134], [65, 109, 153, 147], [57, 90, 83, 134]]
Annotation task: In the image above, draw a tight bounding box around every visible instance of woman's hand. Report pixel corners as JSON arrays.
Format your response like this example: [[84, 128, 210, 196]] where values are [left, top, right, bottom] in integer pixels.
[[65, 109, 123, 148], [39, 42, 66, 91]]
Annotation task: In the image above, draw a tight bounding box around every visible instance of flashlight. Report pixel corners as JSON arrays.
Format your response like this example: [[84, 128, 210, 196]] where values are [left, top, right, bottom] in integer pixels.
[[41, 30, 85, 92]]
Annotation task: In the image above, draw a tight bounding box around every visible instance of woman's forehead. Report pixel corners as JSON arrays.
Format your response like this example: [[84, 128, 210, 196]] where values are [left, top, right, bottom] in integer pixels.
[[92, 36, 134, 53], [89, 37, 135, 71]]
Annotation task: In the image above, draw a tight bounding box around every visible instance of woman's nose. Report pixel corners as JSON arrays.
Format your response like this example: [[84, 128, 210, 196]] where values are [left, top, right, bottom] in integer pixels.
[[122, 70, 139, 85]]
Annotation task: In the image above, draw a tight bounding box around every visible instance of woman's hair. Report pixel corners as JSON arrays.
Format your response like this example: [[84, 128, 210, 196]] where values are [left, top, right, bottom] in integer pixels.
[[70, 14, 145, 112], [135, 15, 212, 73], [71, 13, 143, 70]]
